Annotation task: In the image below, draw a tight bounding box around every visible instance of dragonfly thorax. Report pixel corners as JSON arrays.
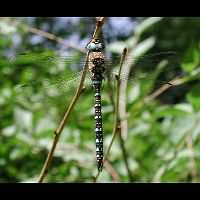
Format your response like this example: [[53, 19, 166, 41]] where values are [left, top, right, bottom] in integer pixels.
[[88, 52, 105, 81]]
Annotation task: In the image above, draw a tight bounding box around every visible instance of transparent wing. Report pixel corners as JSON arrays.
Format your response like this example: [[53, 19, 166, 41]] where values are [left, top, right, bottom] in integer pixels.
[[10, 50, 181, 107], [14, 70, 88, 92], [10, 50, 179, 66], [107, 51, 181, 85]]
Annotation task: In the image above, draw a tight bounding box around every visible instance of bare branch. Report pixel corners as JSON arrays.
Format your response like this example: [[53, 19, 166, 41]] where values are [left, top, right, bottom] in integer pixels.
[[38, 68, 87, 183], [38, 17, 107, 183], [104, 160, 120, 182], [186, 135, 198, 182], [93, 17, 107, 39]]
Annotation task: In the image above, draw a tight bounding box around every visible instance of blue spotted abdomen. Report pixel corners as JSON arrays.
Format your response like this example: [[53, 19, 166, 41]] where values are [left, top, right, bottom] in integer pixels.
[[93, 82, 103, 172], [89, 51, 105, 172]]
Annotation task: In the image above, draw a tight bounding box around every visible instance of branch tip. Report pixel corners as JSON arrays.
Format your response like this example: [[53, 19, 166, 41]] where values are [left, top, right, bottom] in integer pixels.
[[123, 48, 128, 55]]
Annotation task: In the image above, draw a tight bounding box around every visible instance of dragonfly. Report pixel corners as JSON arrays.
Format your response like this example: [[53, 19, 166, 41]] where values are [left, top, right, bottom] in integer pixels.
[[10, 44, 180, 172], [87, 38, 106, 172]]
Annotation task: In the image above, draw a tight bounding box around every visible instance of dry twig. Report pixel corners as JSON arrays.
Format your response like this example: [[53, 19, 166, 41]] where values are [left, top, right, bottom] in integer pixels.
[[38, 17, 107, 183]]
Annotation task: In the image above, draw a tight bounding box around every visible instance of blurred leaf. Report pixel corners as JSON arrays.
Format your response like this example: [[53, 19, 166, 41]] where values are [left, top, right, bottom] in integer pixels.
[[0, 20, 17, 34], [169, 115, 196, 145], [129, 37, 156, 58], [135, 17, 163, 36], [181, 43, 200, 72], [14, 107, 32, 131], [175, 103, 194, 113], [155, 105, 189, 118], [127, 82, 140, 103], [2, 125, 16, 137], [187, 84, 200, 111], [106, 41, 126, 54]]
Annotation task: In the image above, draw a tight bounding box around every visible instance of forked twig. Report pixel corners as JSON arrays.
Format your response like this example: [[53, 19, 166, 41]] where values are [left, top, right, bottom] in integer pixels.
[[93, 48, 127, 182], [38, 17, 107, 183]]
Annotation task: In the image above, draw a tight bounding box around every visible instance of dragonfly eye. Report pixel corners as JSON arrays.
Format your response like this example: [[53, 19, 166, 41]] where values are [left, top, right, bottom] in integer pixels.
[[87, 42, 96, 50], [87, 40, 103, 51]]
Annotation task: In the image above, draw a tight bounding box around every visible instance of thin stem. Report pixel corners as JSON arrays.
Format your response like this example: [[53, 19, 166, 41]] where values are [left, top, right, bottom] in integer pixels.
[[118, 40, 139, 140], [186, 135, 198, 182], [93, 17, 107, 39], [38, 17, 107, 183], [104, 160, 120, 182], [118, 128, 133, 182], [107, 48, 127, 158], [106, 71, 116, 113], [116, 48, 133, 182], [38, 53, 89, 183]]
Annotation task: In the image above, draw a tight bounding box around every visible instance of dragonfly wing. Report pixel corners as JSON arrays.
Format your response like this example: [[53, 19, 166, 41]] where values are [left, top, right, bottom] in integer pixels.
[[9, 52, 89, 67], [15, 70, 85, 90], [14, 68, 93, 111], [105, 54, 181, 88], [104, 51, 179, 66], [10, 50, 179, 73]]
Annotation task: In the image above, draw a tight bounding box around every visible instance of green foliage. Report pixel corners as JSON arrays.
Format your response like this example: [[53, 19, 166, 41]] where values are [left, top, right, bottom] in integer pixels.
[[187, 84, 200, 111], [1, 17, 200, 182], [182, 42, 200, 73]]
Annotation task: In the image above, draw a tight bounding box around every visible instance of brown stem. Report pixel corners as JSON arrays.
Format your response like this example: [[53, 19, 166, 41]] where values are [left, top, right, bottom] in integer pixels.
[[186, 135, 197, 182], [38, 53, 89, 183], [118, 127, 133, 182], [38, 17, 107, 183], [106, 69, 116, 113], [93, 17, 107, 39], [116, 48, 133, 182], [118, 38, 140, 140], [104, 160, 120, 182]]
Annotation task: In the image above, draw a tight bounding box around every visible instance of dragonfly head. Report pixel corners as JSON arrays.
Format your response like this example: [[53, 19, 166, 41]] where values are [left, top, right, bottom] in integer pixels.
[[86, 39, 103, 51]]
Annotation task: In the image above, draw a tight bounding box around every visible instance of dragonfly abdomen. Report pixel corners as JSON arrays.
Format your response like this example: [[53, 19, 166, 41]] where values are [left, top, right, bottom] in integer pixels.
[[88, 50, 105, 172], [93, 83, 103, 172]]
